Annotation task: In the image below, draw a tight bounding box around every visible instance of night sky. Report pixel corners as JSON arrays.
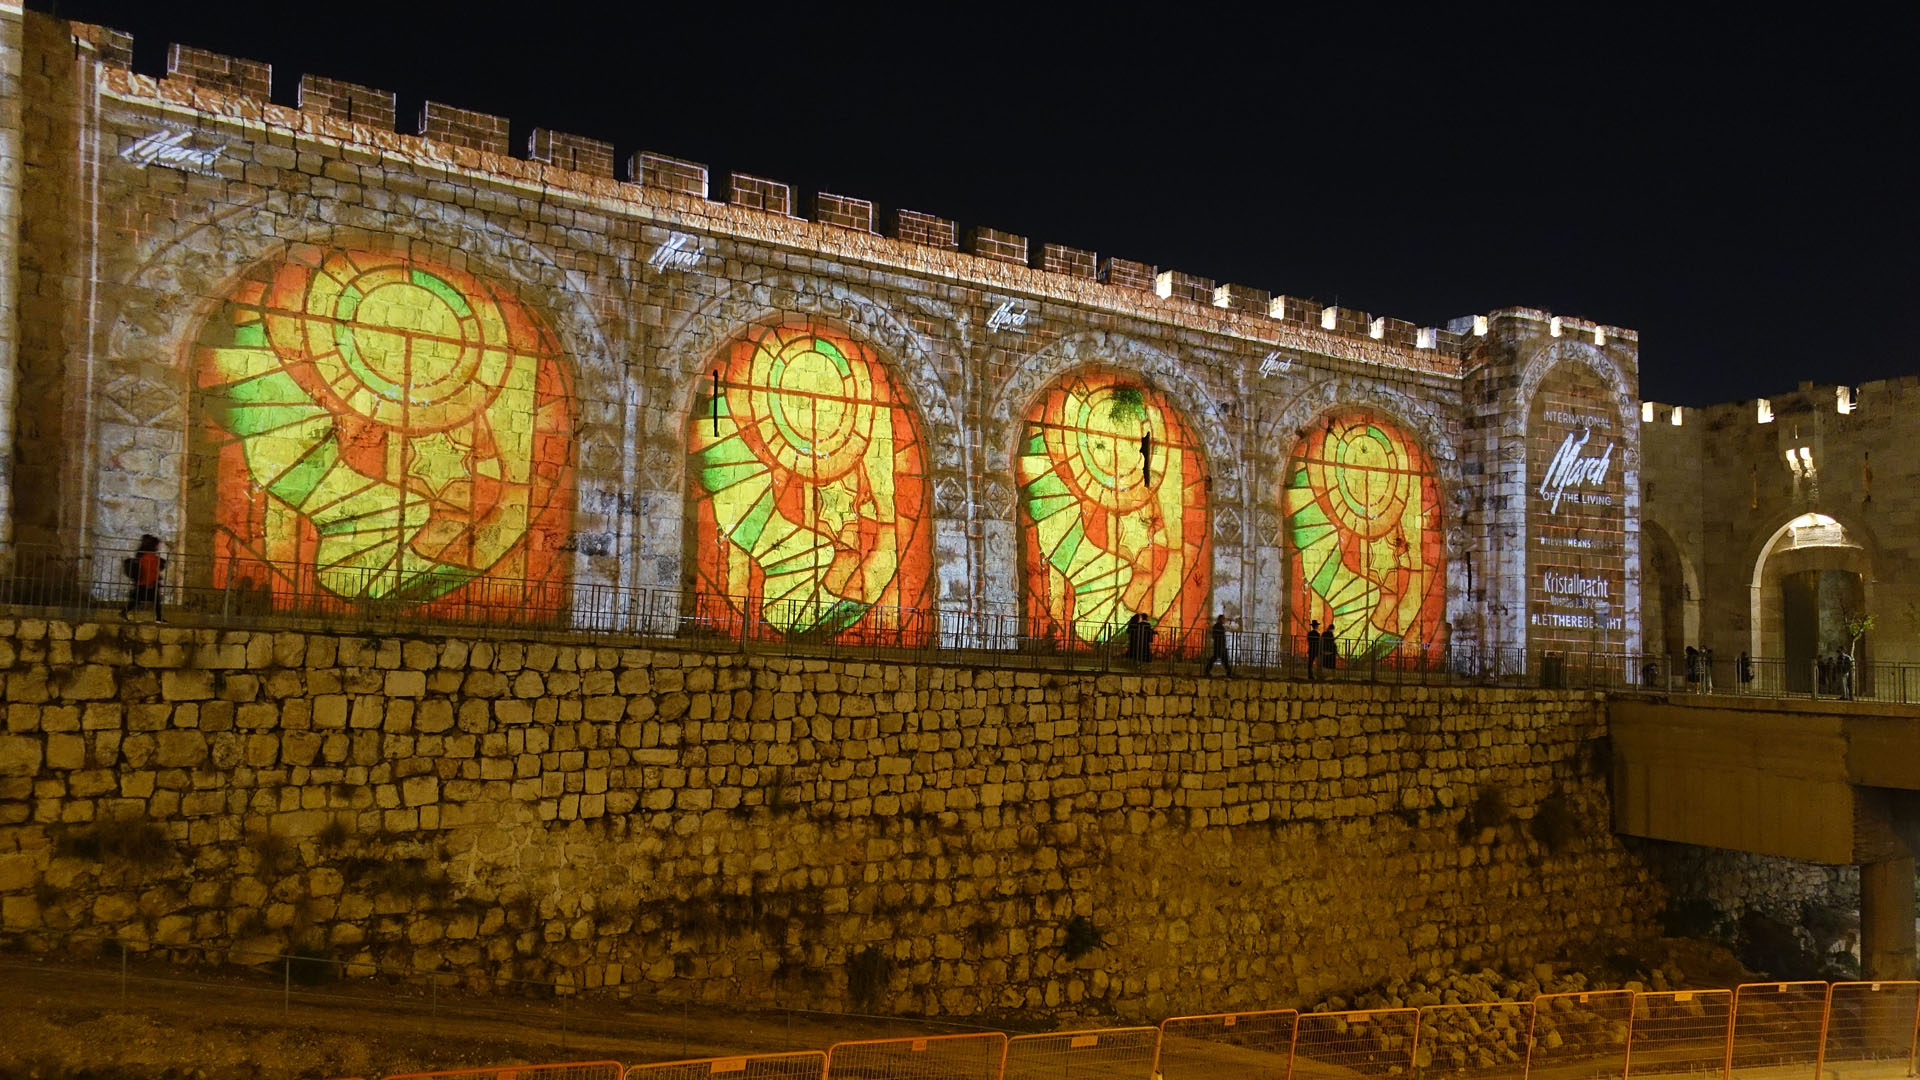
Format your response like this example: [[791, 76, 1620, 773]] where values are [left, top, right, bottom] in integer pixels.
[[29, 2, 1919, 405]]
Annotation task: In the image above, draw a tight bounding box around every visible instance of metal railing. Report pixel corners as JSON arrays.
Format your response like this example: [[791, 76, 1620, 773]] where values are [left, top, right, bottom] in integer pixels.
[[10, 936, 1916, 1080], [459, 980, 1920, 1079], [5, 541, 1917, 701]]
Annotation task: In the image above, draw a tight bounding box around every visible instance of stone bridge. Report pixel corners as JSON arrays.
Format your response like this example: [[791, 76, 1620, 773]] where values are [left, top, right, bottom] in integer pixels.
[[1610, 693, 1920, 976]]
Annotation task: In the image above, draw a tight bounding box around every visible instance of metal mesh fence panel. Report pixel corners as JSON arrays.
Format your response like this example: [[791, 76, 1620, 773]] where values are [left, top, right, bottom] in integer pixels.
[[823, 1033, 1006, 1080], [1625, 989, 1731, 1076], [998, 1026, 1160, 1080], [1415, 1001, 1534, 1078], [1289, 1008, 1419, 1079], [1821, 981, 1920, 1079], [1729, 981, 1828, 1076], [384, 1062, 626, 1080], [1525, 990, 1632, 1080], [1153, 1009, 1297, 1080], [625, 1052, 826, 1080]]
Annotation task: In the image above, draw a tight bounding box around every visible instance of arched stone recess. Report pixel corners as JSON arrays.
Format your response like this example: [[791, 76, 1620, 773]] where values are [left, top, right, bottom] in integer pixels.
[[1515, 342, 1643, 656], [1745, 510, 1880, 668], [1258, 379, 1467, 648], [984, 332, 1242, 631], [645, 271, 967, 635], [93, 194, 629, 620], [1639, 517, 1700, 661], [1512, 339, 1638, 436]]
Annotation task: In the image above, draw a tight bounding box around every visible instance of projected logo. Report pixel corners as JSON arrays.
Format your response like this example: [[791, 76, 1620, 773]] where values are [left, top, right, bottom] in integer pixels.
[[688, 319, 933, 641], [195, 247, 575, 613], [1017, 371, 1210, 651], [1284, 412, 1445, 659], [1526, 363, 1627, 646]]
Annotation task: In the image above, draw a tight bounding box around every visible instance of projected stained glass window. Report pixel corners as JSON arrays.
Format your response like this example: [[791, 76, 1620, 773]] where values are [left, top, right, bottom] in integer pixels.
[[1284, 412, 1444, 659], [688, 319, 932, 642], [195, 246, 575, 614], [1017, 372, 1210, 651]]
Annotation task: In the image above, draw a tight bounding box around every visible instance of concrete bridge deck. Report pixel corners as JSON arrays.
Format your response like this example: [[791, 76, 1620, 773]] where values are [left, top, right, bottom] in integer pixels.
[[1610, 692, 1920, 976]]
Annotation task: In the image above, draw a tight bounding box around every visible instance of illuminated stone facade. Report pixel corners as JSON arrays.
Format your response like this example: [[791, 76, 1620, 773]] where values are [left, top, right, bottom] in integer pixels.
[[1641, 377, 1920, 674], [0, 11, 1643, 661]]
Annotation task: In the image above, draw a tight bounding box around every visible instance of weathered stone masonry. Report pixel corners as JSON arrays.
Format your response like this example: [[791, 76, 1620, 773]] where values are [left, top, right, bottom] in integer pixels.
[[0, 618, 1661, 1018], [0, 11, 1643, 662]]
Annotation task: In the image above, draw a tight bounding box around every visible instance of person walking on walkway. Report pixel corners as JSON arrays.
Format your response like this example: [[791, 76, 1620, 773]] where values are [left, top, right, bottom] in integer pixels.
[[1305, 620, 1322, 680], [121, 534, 166, 622], [1204, 613, 1235, 677], [1321, 622, 1340, 672]]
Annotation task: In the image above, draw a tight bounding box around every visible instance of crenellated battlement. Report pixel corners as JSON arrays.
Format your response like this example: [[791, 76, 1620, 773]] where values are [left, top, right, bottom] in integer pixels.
[[1641, 373, 1920, 430], [66, 20, 1638, 377]]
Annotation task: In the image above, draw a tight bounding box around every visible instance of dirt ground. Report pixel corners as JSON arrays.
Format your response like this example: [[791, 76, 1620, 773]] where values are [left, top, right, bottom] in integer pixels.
[[0, 952, 948, 1080], [0, 939, 1761, 1080]]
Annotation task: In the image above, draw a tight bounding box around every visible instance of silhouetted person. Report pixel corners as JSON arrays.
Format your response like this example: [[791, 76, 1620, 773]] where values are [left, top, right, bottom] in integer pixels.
[[1125, 612, 1154, 663], [1701, 647, 1715, 694], [1322, 622, 1339, 671], [1305, 619, 1322, 680], [1642, 660, 1659, 687], [1684, 646, 1699, 690], [1204, 614, 1235, 677], [121, 534, 166, 622], [1737, 651, 1753, 689], [1838, 650, 1854, 700]]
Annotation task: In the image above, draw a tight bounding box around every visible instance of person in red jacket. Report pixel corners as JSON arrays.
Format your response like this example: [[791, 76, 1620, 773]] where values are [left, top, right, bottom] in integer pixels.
[[121, 534, 166, 622]]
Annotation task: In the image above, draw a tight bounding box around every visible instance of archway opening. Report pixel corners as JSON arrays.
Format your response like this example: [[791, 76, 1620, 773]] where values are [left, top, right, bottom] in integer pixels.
[[1751, 513, 1870, 692]]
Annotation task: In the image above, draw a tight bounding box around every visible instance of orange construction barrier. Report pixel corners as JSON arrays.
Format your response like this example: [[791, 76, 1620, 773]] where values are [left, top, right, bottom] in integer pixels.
[[625, 1051, 826, 1080], [1525, 989, 1631, 1080], [999, 1026, 1160, 1080], [1624, 989, 1731, 1076], [1414, 1001, 1533, 1079], [1154, 1009, 1297, 1080], [1729, 981, 1826, 1076], [823, 1032, 1005, 1080], [384, 1063, 625, 1080], [1289, 1008, 1419, 1079], [1820, 981, 1920, 1079]]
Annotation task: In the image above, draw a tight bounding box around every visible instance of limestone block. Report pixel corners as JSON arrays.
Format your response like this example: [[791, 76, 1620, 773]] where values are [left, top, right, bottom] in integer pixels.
[[159, 668, 212, 703], [60, 664, 116, 700], [0, 735, 42, 776], [7, 670, 47, 703], [44, 733, 84, 771]]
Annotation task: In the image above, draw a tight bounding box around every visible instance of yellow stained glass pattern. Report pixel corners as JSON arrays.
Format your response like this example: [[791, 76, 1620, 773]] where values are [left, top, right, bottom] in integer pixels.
[[195, 246, 573, 614], [1284, 412, 1444, 659], [688, 319, 932, 642], [1017, 371, 1210, 652]]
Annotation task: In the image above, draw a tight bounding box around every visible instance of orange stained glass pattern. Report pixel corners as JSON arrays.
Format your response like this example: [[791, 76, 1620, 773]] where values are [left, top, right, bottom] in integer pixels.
[[1284, 411, 1445, 659], [195, 246, 574, 615], [1017, 371, 1210, 652], [688, 319, 933, 642]]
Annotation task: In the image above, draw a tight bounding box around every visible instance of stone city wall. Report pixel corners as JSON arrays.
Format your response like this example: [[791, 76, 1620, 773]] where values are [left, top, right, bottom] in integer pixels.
[[3, 11, 1644, 665], [0, 618, 1662, 1019], [1641, 376, 1920, 667]]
